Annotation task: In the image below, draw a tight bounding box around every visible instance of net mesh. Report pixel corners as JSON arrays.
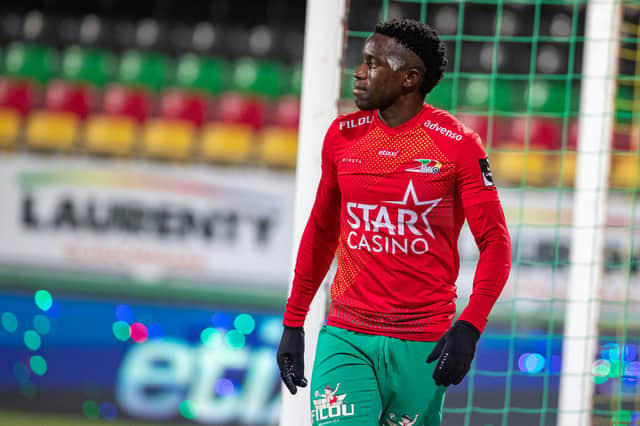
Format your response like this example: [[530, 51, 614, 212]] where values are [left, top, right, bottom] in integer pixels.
[[340, 1, 640, 425]]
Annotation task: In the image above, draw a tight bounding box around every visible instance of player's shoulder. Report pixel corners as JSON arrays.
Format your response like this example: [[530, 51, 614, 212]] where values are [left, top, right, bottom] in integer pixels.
[[425, 106, 482, 147]]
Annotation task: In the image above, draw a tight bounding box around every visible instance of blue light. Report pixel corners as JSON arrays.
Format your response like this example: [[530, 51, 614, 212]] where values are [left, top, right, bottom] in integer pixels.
[[146, 323, 164, 339], [517, 353, 545, 374], [115, 305, 134, 323], [215, 378, 234, 397], [44, 301, 60, 318], [99, 402, 118, 420], [211, 312, 232, 329]]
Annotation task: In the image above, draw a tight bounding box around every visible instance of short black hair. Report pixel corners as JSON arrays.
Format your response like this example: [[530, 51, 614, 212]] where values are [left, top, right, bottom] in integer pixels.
[[375, 19, 447, 96]]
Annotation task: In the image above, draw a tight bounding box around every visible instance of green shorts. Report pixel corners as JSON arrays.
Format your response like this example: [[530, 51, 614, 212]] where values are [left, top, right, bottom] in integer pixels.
[[310, 325, 446, 426]]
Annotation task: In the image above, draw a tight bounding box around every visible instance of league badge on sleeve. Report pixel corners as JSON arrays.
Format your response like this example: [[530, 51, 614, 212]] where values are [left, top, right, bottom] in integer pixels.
[[478, 158, 495, 187]]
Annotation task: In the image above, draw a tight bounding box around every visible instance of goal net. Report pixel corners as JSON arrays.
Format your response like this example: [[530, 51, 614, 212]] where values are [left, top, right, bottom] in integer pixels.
[[328, 1, 639, 425]]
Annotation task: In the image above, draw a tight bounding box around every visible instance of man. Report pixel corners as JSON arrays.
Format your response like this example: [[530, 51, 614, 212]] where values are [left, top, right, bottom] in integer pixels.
[[277, 18, 511, 426]]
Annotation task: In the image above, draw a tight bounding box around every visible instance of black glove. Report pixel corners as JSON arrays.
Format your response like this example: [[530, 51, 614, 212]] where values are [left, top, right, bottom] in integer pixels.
[[426, 320, 480, 386], [276, 326, 308, 394]]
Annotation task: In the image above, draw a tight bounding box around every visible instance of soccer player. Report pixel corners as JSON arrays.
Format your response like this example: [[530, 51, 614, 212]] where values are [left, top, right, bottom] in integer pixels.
[[277, 18, 511, 425]]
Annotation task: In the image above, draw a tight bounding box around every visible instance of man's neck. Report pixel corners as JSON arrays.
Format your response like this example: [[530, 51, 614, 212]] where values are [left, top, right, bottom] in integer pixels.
[[377, 97, 425, 128]]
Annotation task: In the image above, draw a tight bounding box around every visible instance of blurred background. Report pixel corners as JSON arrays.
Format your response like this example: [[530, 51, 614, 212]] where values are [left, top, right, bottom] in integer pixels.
[[0, 0, 638, 425]]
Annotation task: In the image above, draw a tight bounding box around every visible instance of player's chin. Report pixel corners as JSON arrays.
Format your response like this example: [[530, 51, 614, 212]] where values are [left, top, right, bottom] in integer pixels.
[[354, 98, 375, 111]]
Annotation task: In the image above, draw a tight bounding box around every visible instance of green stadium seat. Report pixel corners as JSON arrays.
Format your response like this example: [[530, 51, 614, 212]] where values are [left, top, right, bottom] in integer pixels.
[[287, 62, 303, 96], [231, 57, 285, 98], [3, 42, 57, 84], [61, 46, 115, 88], [341, 70, 354, 100], [525, 79, 576, 116], [427, 76, 454, 110], [118, 50, 169, 91], [175, 54, 231, 95], [458, 78, 526, 114]]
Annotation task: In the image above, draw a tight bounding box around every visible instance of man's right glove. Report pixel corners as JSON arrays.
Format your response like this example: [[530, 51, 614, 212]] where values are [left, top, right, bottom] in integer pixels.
[[426, 320, 480, 386], [276, 325, 308, 395]]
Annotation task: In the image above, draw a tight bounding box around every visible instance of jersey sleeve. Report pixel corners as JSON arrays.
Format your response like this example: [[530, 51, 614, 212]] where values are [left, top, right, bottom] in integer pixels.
[[456, 133, 500, 207], [457, 200, 511, 333], [283, 121, 342, 327]]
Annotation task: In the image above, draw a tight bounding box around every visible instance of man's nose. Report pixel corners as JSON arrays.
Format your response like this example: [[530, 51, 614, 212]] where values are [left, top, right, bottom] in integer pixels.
[[353, 63, 366, 79]]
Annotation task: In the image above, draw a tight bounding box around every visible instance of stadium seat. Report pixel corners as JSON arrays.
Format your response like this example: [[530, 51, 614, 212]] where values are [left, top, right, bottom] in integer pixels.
[[510, 117, 563, 149], [456, 113, 512, 149], [525, 79, 579, 116], [175, 54, 231, 95], [44, 80, 93, 119], [427, 76, 454, 110], [558, 150, 577, 187], [217, 92, 267, 129], [491, 146, 552, 187], [0, 77, 35, 116], [159, 89, 207, 126], [231, 57, 285, 98], [85, 114, 137, 157], [141, 118, 195, 161], [200, 122, 254, 164], [25, 110, 78, 152], [610, 153, 640, 190], [458, 78, 524, 114], [3, 42, 57, 84], [61, 46, 115, 88], [257, 125, 298, 169], [103, 83, 150, 122], [272, 95, 300, 129], [118, 50, 168, 92], [0, 108, 21, 148]]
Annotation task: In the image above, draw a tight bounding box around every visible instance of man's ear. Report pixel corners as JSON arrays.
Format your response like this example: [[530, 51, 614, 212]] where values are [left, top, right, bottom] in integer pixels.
[[403, 68, 423, 91]]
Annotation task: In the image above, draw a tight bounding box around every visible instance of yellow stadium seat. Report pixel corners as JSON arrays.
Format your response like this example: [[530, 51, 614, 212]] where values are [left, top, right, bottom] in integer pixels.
[[85, 115, 138, 157], [258, 126, 299, 169], [141, 118, 195, 161], [200, 123, 254, 164], [25, 110, 79, 152], [558, 150, 577, 187], [491, 146, 552, 187], [610, 153, 639, 190], [0, 108, 21, 149]]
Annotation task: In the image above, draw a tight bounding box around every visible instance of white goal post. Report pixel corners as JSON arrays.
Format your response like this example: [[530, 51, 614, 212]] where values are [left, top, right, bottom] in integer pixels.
[[557, 1, 621, 425], [280, 1, 347, 425]]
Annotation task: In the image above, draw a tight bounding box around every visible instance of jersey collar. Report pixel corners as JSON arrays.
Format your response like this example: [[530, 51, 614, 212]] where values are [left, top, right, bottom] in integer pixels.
[[373, 103, 432, 136]]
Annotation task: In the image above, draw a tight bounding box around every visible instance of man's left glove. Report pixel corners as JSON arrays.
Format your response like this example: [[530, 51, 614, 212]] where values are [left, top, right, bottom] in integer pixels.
[[426, 320, 480, 386], [277, 325, 308, 395]]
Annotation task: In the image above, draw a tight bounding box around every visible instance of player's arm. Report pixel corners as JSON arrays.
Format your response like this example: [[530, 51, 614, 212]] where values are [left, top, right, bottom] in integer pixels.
[[427, 133, 511, 386], [458, 200, 511, 331], [277, 121, 342, 394]]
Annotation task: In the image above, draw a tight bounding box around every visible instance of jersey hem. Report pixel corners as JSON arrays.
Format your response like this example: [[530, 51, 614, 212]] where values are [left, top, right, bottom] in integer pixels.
[[327, 317, 446, 342]]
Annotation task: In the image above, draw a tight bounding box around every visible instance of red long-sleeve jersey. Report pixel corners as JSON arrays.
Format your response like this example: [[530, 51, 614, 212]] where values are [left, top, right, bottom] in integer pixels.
[[283, 104, 511, 341]]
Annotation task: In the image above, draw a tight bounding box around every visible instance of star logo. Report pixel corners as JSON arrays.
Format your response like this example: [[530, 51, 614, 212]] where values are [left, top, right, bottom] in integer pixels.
[[383, 180, 441, 238]]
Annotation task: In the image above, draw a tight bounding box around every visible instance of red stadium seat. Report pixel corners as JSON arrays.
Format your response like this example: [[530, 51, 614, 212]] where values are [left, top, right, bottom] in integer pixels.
[[510, 117, 563, 150], [456, 113, 511, 149], [216, 92, 266, 129], [44, 80, 93, 119], [159, 89, 207, 127], [0, 78, 36, 116], [272, 95, 300, 129], [103, 83, 150, 123]]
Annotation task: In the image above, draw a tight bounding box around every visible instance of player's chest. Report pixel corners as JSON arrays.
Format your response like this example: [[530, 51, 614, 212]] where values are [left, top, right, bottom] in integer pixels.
[[335, 131, 456, 201]]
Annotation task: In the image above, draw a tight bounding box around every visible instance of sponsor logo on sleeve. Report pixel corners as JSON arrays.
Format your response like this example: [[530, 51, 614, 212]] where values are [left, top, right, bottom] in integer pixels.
[[478, 157, 495, 186]]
